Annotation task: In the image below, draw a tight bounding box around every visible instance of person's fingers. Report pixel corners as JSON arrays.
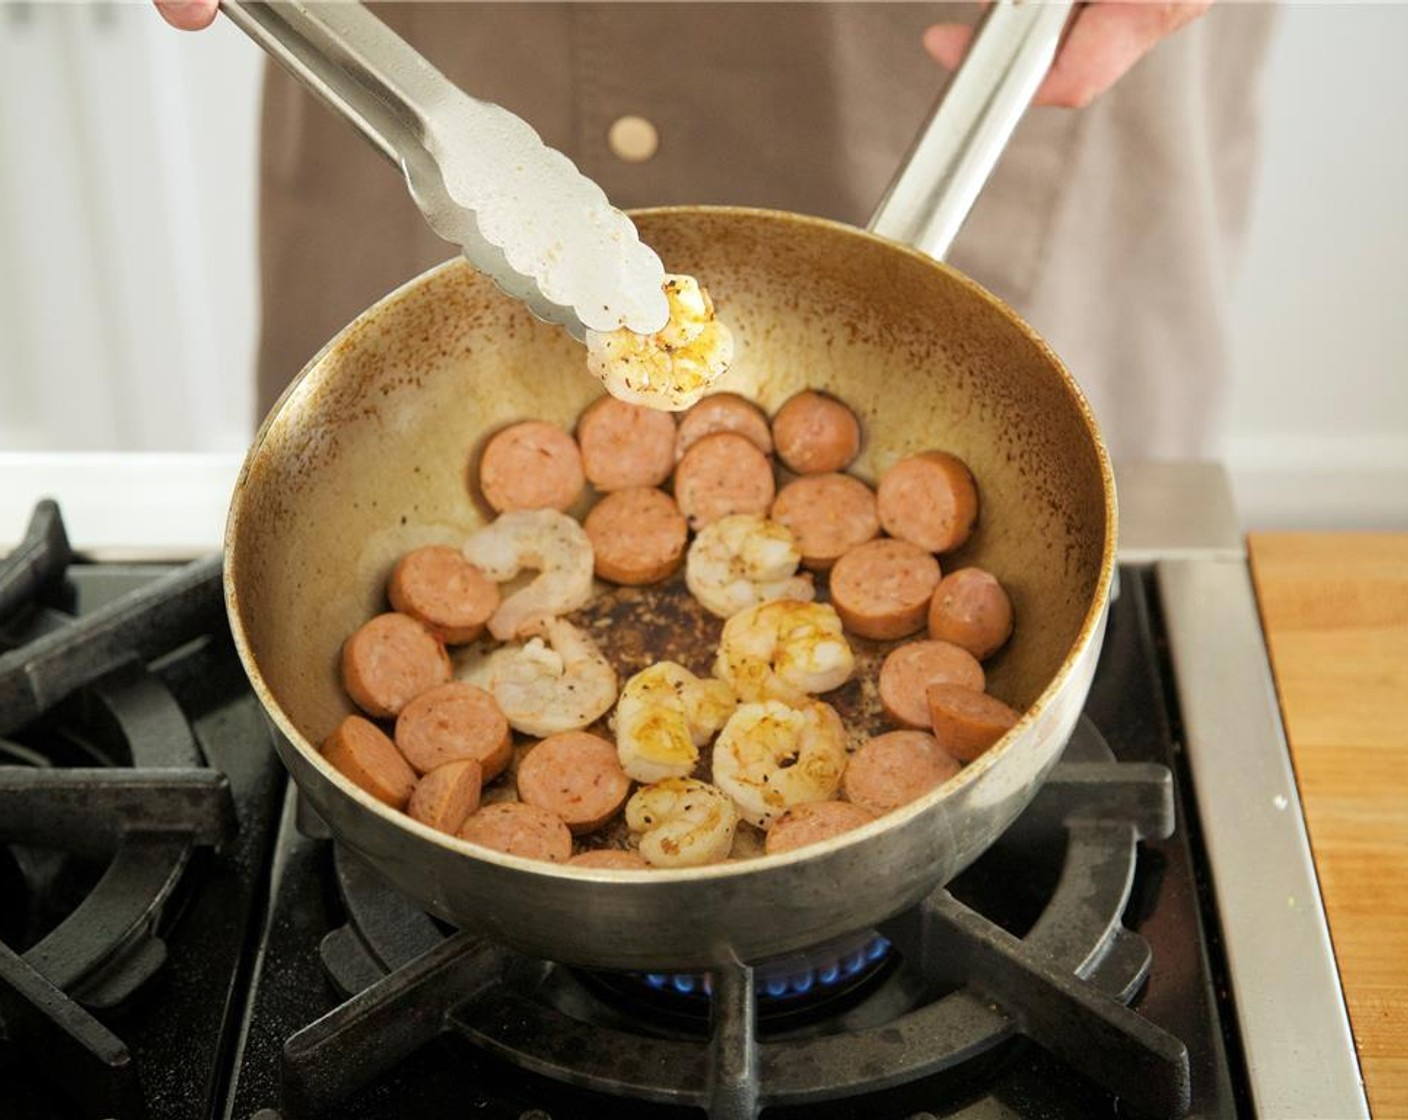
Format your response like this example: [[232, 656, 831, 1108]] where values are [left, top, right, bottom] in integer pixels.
[[1036, 3, 1211, 108], [155, 0, 219, 32], [922, 3, 1212, 110], [921, 23, 975, 74]]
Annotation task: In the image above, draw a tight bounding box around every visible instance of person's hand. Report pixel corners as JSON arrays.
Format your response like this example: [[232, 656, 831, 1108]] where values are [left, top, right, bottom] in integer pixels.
[[155, 0, 218, 31], [924, 2, 1212, 109]]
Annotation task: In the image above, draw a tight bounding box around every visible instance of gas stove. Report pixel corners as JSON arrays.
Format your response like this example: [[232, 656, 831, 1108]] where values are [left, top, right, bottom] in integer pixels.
[[0, 462, 1369, 1119]]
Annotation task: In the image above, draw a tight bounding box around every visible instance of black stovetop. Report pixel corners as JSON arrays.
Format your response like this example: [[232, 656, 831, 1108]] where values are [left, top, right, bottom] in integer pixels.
[[0, 505, 1249, 1120]]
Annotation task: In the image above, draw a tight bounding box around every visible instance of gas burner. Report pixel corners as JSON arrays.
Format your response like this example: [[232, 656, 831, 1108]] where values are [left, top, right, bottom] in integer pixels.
[[0, 501, 279, 1120], [275, 717, 1187, 1120], [578, 929, 895, 1031]]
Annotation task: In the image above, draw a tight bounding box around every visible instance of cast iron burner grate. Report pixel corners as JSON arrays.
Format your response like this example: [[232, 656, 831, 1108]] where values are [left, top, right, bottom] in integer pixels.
[[0, 502, 236, 1117], [271, 717, 1190, 1120]]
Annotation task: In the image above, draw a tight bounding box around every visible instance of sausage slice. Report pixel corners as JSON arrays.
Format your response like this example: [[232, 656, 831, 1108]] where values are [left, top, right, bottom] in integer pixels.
[[394, 681, 513, 778], [568, 849, 651, 870], [407, 759, 483, 835], [764, 800, 876, 855], [843, 730, 960, 815], [877, 451, 979, 554], [928, 567, 1014, 660], [478, 420, 585, 513], [673, 431, 776, 531], [576, 395, 677, 491], [828, 538, 941, 641], [878, 640, 985, 729], [771, 390, 861, 474], [458, 802, 573, 863], [675, 393, 773, 460], [516, 731, 632, 834], [584, 487, 688, 585], [770, 473, 880, 570], [925, 684, 1021, 762], [387, 545, 500, 645], [321, 715, 418, 809], [341, 612, 452, 719]]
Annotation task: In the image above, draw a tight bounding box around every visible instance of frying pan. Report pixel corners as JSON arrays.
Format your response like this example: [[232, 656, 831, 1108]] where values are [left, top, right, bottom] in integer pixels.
[[224, 2, 1115, 970]]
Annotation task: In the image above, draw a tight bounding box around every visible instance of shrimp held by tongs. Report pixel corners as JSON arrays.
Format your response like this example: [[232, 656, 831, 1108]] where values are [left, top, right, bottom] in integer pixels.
[[586, 275, 734, 412]]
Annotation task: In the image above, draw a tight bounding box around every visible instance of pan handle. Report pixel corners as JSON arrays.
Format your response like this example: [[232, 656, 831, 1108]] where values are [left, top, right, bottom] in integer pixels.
[[868, 0, 1074, 263]]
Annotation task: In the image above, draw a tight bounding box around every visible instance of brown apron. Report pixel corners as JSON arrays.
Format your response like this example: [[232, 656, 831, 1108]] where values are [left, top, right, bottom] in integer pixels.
[[256, 2, 1275, 459]]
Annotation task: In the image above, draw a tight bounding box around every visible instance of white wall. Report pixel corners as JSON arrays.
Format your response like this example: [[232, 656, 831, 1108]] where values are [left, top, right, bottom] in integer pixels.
[[1, 3, 1404, 529], [1225, 4, 1408, 529], [0, 2, 258, 452]]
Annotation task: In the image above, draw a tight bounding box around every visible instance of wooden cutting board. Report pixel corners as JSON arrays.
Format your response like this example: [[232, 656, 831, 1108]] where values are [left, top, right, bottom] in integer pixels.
[[1248, 533, 1408, 1118]]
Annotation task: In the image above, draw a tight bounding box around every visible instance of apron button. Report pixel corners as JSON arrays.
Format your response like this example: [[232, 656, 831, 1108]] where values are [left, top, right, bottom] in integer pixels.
[[607, 115, 659, 163]]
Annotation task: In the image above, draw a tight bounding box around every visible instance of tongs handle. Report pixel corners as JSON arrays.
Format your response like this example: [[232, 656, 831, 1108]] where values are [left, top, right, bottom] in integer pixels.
[[218, 0, 438, 170], [869, 1, 1074, 263], [218, 1, 670, 339]]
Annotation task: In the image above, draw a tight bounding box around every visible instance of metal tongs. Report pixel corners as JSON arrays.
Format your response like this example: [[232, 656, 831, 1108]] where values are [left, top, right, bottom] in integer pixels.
[[221, 1, 1071, 339]]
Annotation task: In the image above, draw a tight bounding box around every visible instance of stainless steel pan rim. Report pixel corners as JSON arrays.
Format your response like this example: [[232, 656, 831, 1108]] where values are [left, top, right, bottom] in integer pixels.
[[224, 204, 1118, 887]]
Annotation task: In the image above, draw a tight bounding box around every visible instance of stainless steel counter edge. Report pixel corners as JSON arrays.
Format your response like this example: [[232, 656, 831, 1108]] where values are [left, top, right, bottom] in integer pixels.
[[1157, 558, 1368, 1119]]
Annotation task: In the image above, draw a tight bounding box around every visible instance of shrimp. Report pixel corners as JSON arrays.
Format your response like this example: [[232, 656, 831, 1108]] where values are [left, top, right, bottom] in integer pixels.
[[461, 617, 617, 737], [685, 514, 815, 620], [714, 599, 854, 705], [625, 777, 738, 867], [712, 700, 848, 829], [462, 509, 594, 640], [614, 661, 737, 784], [585, 274, 734, 412]]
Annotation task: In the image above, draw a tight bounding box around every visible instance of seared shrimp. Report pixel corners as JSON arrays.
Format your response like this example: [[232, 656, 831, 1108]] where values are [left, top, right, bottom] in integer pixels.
[[585, 274, 734, 412], [714, 599, 854, 705], [685, 514, 814, 620], [625, 777, 738, 867], [712, 700, 848, 829], [462, 617, 616, 737], [614, 661, 737, 784], [463, 510, 594, 640]]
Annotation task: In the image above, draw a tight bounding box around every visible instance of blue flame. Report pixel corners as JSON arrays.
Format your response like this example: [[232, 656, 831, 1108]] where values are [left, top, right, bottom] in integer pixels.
[[630, 934, 891, 1003]]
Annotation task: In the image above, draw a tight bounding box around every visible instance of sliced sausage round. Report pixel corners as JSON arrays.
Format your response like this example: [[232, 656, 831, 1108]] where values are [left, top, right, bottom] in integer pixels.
[[321, 715, 417, 809], [828, 538, 941, 641], [769, 472, 880, 571], [584, 487, 688, 585], [771, 390, 862, 475], [457, 801, 573, 863], [516, 731, 633, 834], [764, 800, 876, 855], [478, 420, 585, 513], [843, 730, 961, 815], [673, 431, 776, 531], [406, 759, 483, 835], [341, 612, 452, 719], [387, 545, 500, 645], [568, 849, 651, 870], [675, 393, 773, 460], [928, 567, 1014, 660], [877, 450, 979, 554], [576, 395, 677, 491], [925, 684, 1021, 762], [394, 681, 513, 778], [878, 640, 985, 729]]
